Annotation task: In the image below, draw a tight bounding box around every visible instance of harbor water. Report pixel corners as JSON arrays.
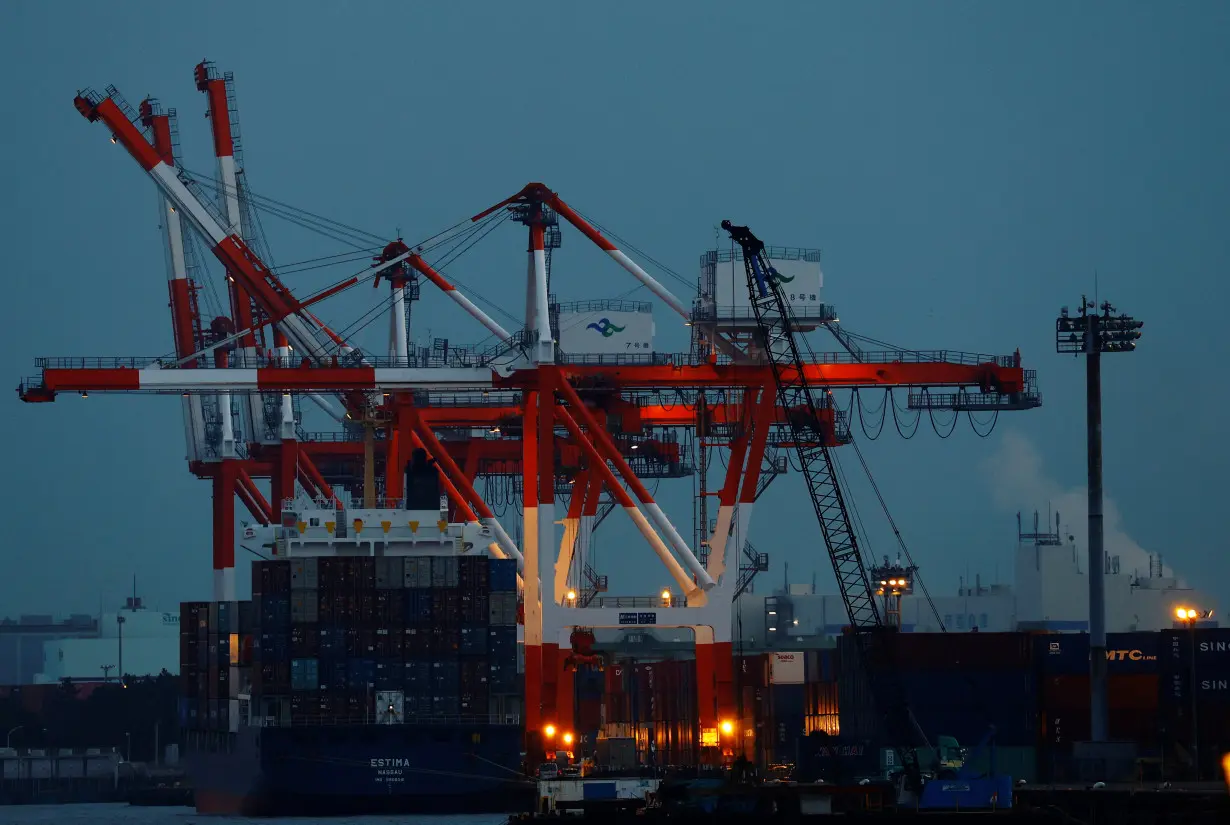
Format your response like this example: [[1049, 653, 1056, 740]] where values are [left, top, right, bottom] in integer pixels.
[[0, 803, 514, 824]]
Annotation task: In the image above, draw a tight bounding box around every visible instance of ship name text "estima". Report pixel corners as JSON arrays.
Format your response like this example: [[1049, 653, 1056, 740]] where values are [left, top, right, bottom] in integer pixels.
[[370, 758, 412, 768]]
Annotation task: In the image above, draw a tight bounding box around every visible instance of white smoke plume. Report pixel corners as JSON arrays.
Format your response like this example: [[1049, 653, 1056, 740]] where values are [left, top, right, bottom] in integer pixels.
[[981, 430, 1171, 580]]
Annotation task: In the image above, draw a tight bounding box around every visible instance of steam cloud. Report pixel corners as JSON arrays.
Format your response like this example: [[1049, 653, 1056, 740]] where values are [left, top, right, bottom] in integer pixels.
[[981, 430, 1171, 580]]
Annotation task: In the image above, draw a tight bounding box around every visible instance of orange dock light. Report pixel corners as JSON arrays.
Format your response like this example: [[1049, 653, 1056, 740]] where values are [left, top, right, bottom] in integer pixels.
[[720, 720, 734, 736], [544, 724, 557, 739], [562, 732, 574, 746]]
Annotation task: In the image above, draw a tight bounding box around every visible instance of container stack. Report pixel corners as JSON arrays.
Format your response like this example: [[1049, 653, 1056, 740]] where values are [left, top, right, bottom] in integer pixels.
[[177, 602, 208, 730], [178, 598, 250, 733], [1157, 628, 1230, 779], [832, 632, 1039, 781], [599, 659, 698, 767], [239, 555, 523, 726]]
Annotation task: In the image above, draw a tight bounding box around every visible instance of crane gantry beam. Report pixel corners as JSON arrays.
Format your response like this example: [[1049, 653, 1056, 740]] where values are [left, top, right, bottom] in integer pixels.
[[19, 356, 1031, 399]]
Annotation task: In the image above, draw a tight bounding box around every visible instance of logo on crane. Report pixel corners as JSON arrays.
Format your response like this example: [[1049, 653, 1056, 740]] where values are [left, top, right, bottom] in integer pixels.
[[767, 266, 795, 284], [586, 318, 626, 337]]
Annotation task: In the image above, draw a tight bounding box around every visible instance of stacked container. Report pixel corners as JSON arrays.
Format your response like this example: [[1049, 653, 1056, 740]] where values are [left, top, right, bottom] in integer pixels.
[[837, 632, 1037, 750], [178, 602, 209, 730], [598, 659, 699, 767], [241, 554, 524, 726], [179, 597, 250, 733], [1159, 627, 1230, 779]]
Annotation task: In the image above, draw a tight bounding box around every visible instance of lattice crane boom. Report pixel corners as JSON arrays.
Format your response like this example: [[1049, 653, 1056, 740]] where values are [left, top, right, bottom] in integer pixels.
[[722, 219, 926, 792]]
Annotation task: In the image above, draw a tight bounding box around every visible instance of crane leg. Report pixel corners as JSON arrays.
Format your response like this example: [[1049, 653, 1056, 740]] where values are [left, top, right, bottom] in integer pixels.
[[212, 461, 237, 602]]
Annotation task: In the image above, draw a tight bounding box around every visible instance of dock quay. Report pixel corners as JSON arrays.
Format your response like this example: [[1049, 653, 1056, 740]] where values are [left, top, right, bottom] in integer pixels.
[[511, 777, 1229, 824]]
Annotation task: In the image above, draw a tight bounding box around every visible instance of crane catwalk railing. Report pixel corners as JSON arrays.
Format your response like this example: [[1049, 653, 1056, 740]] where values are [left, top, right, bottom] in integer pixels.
[[33, 348, 1021, 372]]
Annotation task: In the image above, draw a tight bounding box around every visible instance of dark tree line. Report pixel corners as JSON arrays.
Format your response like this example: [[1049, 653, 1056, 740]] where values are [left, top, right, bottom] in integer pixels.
[[1, 672, 180, 762]]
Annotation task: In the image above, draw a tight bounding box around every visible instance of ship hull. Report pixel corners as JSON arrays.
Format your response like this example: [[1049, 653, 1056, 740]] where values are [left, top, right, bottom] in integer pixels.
[[187, 723, 534, 816]]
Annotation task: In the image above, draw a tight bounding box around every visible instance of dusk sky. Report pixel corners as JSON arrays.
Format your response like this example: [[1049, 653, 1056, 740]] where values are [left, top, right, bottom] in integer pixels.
[[3, 2, 1227, 619]]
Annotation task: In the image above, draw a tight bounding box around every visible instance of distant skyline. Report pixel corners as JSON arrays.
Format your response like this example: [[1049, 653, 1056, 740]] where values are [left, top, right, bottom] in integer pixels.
[[3, 1, 1227, 619]]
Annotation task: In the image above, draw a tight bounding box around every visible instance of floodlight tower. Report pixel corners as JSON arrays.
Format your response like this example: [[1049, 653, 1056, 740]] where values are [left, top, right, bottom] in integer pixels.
[[870, 556, 916, 629], [1056, 296, 1143, 743]]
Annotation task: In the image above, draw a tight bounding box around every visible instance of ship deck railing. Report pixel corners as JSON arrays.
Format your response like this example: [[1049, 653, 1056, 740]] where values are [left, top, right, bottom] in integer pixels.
[[267, 713, 523, 728]]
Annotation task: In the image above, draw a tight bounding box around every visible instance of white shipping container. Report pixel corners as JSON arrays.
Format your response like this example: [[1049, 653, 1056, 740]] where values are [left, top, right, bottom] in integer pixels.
[[376, 557, 404, 589], [404, 557, 432, 589], [2, 758, 19, 779], [376, 690, 405, 724], [28, 757, 52, 779], [770, 651, 806, 685], [291, 557, 319, 589], [557, 304, 654, 356]]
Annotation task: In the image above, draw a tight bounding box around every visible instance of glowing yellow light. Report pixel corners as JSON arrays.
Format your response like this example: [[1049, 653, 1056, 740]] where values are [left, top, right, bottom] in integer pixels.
[[661, 589, 671, 601], [566, 590, 577, 601], [562, 732, 574, 745], [720, 720, 734, 735], [544, 724, 556, 738]]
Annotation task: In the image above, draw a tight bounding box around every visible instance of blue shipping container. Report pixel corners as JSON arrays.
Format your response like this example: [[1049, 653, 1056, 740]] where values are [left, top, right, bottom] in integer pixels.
[[488, 558, 518, 593], [1035, 632, 1160, 675], [290, 658, 320, 691]]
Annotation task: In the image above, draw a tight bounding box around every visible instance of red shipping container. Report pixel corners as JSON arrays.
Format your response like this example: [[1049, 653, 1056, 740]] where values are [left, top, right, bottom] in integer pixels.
[[577, 696, 603, 732]]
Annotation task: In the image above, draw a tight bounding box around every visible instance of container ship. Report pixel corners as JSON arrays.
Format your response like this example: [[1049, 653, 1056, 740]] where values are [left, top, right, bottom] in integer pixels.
[[177, 455, 534, 816]]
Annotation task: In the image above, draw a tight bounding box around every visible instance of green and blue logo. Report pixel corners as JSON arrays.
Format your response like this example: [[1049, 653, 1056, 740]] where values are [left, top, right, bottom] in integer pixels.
[[586, 318, 626, 337], [768, 266, 795, 284]]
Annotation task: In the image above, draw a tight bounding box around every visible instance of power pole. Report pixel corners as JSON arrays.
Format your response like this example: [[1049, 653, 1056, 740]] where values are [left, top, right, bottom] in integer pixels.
[[1056, 296, 1143, 742]]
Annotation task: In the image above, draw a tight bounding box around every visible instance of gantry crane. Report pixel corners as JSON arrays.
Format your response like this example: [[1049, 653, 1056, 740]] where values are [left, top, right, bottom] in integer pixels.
[[723, 220, 926, 791], [16, 64, 1042, 767]]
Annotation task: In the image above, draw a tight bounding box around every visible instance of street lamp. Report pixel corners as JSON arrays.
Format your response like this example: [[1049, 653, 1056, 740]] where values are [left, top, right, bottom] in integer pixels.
[[1056, 296, 1143, 743], [1176, 606, 1211, 778], [6, 725, 23, 748], [116, 614, 126, 685]]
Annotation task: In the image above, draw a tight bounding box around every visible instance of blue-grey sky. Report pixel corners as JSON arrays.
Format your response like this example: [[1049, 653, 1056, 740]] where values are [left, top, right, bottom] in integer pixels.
[[3, 2, 1227, 618]]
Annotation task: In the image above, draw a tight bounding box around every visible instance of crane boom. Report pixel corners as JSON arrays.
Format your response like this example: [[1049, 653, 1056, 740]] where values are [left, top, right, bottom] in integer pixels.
[[722, 220, 925, 792]]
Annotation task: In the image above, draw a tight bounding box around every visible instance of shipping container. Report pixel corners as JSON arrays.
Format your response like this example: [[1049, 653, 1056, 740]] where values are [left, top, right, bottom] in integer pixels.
[[770, 652, 806, 684], [290, 557, 319, 589], [431, 555, 460, 588], [375, 556, 404, 589], [805, 649, 837, 684], [489, 558, 518, 592], [405, 589, 434, 624], [769, 683, 807, 763], [489, 592, 518, 626], [1034, 632, 1160, 675], [460, 625, 488, 655], [290, 591, 319, 623], [842, 630, 1033, 672], [460, 554, 490, 590], [837, 663, 1037, 746], [291, 658, 320, 691], [795, 733, 882, 782], [1042, 673, 1159, 711]]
